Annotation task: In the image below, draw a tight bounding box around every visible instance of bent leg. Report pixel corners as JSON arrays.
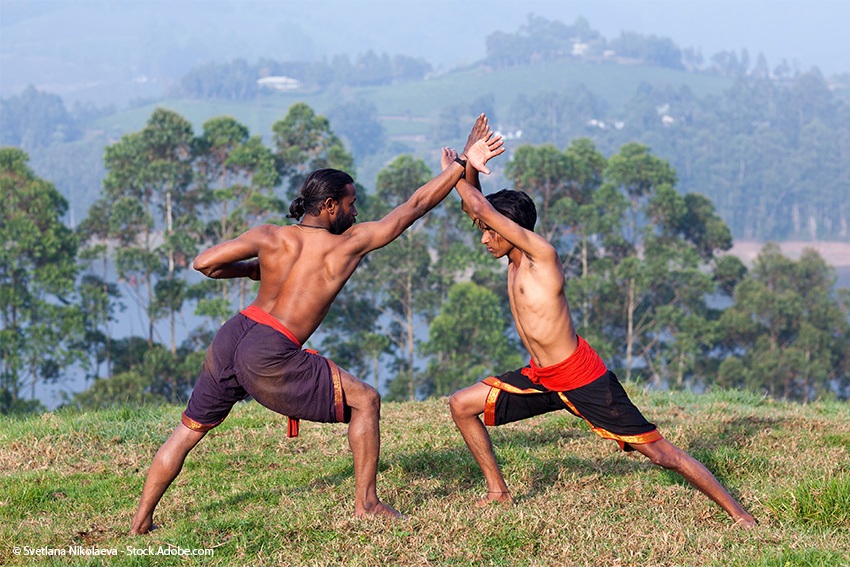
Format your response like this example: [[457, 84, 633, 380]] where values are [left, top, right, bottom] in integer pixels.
[[632, 438, 756, 527], [130, 423, 207, 535], [449, 382, 513, 505], [338, 368, 401, 518]]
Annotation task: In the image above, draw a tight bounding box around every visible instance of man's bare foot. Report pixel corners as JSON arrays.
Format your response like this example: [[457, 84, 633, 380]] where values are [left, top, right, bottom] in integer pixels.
[[354, 501, 404, 519], [733, 514, 758, 528], [474, 491, 514, 508]]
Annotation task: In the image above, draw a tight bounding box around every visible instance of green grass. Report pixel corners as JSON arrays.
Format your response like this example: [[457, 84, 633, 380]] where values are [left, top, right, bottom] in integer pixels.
[[2, 389, 849, 566]]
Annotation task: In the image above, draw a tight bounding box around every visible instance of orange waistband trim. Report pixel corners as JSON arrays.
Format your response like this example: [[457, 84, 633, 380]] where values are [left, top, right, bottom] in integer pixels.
[[181, 411, 223, 433], [483, 385, 501, 426], [241, 305, 302, 348], [556, 393, 662, 450], [521, 335, 607, 392]]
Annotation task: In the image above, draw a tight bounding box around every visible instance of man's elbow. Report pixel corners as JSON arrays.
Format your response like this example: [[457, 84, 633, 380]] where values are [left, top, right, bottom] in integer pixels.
[[465, 198, 489, 220], [193, 256, 214, 277]]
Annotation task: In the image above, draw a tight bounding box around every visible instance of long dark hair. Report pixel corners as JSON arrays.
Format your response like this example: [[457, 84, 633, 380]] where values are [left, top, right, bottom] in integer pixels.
[[485, 189, 537, 231], [287, 169, 354, 220]]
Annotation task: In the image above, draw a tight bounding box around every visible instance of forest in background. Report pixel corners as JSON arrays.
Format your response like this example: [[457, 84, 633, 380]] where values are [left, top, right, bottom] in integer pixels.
[[3, 101, 849, 415], [2, 15, 850, 413]]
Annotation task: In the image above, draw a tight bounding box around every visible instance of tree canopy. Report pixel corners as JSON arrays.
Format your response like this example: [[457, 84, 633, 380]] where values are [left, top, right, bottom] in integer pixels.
[[2, 102, 848, 414]]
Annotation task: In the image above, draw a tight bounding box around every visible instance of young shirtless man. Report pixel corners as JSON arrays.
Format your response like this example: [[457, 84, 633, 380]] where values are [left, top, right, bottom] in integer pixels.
[[129, 115, 504, 535], [442, 148, 757, 528]]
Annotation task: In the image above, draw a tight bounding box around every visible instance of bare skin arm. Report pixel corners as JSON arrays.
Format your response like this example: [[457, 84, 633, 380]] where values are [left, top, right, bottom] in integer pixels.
[[343, 114, 504, 257], [193, 225, 274, 280]]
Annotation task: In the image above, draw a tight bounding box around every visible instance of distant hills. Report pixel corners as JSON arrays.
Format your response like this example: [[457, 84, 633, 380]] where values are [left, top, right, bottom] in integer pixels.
[[3, 3, 849, 243], [3, 0, 849, 105]]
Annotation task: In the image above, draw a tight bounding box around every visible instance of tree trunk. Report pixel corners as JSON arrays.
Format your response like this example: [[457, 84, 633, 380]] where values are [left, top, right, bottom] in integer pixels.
[[625, 277, 635, 382], [102, 255, 112, 377], [581, 233, 589, 330], [406, 271, 415, 402], [166, 188, 177, 355]]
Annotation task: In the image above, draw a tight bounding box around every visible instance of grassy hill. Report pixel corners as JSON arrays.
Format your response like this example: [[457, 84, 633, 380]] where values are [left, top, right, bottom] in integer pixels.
[[92, 59, 733, 146], [2, 388, 848, 566], [78, 58, 733, 206]]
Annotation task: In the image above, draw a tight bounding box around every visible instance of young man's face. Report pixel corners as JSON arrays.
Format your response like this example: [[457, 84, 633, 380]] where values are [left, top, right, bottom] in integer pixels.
[[329, 183, 358, 234], [476, 220, 510, 258]]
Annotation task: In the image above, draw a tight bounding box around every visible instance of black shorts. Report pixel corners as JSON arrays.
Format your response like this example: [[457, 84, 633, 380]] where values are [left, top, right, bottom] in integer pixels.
[[483, 369, 662, 451]]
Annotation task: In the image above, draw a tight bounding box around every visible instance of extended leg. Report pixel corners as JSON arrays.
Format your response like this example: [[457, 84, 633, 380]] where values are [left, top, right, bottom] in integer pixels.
[[632, 438, 757, 527], [449, 382, 513, 506], [338, 368, 401, 518], [130, 423, 207, 535]]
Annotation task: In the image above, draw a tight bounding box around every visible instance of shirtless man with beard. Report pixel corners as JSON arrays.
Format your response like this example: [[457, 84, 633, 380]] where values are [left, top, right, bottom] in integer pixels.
[[130, 115, 504, 534]]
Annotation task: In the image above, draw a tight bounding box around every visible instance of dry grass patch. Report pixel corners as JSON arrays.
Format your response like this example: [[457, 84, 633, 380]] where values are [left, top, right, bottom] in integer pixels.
[[1, 390, 849, 566]]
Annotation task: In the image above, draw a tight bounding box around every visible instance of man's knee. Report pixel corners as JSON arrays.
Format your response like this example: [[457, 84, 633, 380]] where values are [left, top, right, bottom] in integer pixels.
[[348, 381, 381, 413], [449, 388, 479, 421], [642, 440, 684, 470], [362, 384, 380, 412], [156, 425, 205, 468]]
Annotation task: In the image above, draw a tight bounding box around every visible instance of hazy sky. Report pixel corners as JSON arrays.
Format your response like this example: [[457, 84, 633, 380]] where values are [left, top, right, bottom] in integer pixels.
[[286, 0, 848, 76], [2, 0, 848, 100], [359, 0, 850, 75]]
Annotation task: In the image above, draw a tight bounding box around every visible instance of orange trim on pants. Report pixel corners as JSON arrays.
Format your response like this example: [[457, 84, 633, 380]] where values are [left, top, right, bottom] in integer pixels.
[[557, 392, 663, 449], [328, 359, 345, 423], [284, 351, 346, 438], [482, 376, 541, 427], [181, 411, 223, 433]]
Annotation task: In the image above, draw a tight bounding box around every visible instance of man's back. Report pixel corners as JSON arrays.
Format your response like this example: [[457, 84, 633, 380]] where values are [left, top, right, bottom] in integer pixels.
[[251, 224, 371, 343]]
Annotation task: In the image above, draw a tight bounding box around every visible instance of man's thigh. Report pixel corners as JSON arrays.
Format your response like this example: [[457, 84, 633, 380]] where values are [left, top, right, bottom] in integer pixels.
[[475, 367, 565, 426]]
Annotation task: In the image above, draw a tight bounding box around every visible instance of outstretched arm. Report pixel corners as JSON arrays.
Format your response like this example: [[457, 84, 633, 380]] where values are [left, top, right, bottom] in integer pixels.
[[345, 114, 504, 255]]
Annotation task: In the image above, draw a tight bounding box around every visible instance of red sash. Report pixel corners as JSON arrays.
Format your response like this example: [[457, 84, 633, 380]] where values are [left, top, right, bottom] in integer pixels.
[[240, 305, 302, 348], [520, 336, 607, 392]]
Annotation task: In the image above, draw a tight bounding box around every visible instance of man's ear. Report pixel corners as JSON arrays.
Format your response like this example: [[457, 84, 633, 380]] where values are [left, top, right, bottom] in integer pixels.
[[323, 197, 336, 214]]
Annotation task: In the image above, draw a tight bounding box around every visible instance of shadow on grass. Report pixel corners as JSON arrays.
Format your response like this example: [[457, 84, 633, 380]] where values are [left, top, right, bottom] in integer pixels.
[[384, 426, 649, 502], [651, 415, 781, 495], [387, 413, 785, 503], [200, 413, 784, 515]]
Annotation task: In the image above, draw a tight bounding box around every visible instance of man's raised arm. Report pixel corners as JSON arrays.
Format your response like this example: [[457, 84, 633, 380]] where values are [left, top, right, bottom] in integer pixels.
[[444, 150, 558, 265], [345, 114, 504, 255]]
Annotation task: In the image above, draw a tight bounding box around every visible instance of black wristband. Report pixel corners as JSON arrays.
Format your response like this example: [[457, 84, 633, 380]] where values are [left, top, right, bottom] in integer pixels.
[[454, 156, 467, 178]]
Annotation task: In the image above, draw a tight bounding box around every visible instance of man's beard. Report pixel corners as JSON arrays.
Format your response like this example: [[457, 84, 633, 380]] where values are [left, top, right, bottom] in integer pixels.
[[329, 212, 355, 235]]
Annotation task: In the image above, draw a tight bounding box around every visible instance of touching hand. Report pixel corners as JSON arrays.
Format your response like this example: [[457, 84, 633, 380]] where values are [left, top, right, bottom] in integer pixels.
[[441, 147, 458, 171], [462, 114, 490, 157], [462, 113, 505, 175]]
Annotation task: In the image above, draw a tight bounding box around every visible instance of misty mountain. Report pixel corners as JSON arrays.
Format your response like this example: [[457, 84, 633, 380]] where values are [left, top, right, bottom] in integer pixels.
[[2, 0, 848, 106]]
